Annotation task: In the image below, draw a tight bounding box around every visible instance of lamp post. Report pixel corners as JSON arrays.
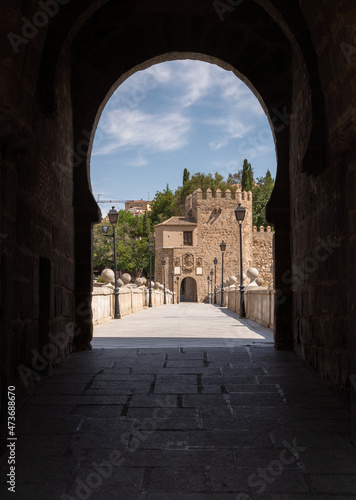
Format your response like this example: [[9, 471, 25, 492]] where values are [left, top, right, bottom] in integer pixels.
[[147, 242, 154, 307], [171, 270, 175, 304], [207, 275, 210, 304], [210, 269, 214, 304], [220, 240, 226, 307], [176, 276, 180, 304], [161, 258, 166, 304], [102, 207, 120, 319], [235, 203, 246, 318], [213, 257, 218, 304]]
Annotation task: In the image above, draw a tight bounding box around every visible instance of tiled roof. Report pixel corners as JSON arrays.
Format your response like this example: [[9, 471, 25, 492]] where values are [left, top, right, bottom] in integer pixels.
[[155, 216, 197, 227]]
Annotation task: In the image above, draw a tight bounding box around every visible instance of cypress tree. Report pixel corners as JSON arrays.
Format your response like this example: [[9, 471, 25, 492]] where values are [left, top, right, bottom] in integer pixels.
[[183, 168, 190, 185], [241, 159, 254, 191]]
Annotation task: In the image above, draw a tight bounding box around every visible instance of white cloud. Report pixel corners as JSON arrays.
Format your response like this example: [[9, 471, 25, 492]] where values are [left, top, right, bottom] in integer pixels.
[[160, 61, 265, 116], [206, 117, 252, 150], [128, 155, 148, 167], [176, 61, 213, 107], [94, 109, 191, 156], [144, 60, 251, 111], [236, 139, 275, 160], [93, 59, 271, 165], [209, 139, 229, 151], [145, 64, 173, 84]]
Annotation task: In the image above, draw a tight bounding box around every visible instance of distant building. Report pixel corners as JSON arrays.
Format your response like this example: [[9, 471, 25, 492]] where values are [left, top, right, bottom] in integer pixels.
[[125, 199, 151, 217], [154, 188, 273, 303]]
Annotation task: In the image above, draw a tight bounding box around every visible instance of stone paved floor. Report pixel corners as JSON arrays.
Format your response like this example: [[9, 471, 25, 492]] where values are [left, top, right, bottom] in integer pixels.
[[1, 304, 356, 499]]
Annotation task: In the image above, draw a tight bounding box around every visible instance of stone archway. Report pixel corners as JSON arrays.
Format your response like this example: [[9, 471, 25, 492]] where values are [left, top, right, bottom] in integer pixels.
[[180, 277, 197, 303], [1, 0, 356, 439]]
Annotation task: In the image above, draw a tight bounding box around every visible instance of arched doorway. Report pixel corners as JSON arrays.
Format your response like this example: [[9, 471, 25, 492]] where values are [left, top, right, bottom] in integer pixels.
[[180, 277, 197, 302]]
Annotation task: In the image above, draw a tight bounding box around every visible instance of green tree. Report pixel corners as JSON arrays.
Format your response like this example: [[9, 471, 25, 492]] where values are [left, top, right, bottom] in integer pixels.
[[93, 210, 153, 276], [117, 237, 150, 275], [149, 184, 176, 226], [93, 222, 114, 271], [227, 170, 242, 185], [183, 168, 190, 185], [241, 159, 254, 191], [252, 169, 275, 228]]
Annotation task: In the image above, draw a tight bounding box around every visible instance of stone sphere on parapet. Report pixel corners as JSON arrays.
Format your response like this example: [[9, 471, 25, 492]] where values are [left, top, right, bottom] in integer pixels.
[[141, 277, 147, 285], [101, 268, 115, 283], [122, 273, 131, 284], [256, 277, 264, 287], [154, 282, 161, 289], [148, 281, 154, 288], [228, 276, 237, 285], [247, 268, 259, 287], [247, 267, 259, 281], [135, 278, 143, 287], [118, 278, 124, 287]]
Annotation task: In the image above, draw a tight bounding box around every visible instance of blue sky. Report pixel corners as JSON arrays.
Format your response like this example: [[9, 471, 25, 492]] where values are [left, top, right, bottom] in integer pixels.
[[91, 60, 276, 210]]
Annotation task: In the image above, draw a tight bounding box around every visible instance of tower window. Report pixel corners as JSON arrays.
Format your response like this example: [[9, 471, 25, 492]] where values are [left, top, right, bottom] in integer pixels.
[[183, 231, 193, 246]]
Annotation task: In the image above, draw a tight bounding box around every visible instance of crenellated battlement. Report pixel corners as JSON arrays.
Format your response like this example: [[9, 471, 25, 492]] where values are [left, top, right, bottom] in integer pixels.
[[253, 225, 273, 232], [185, 187, 253, 219], [191, 188, 252, 202]]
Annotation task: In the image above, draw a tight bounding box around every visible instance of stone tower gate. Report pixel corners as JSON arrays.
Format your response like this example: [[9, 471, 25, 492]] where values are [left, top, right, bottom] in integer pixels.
[[154, 188, 274, 303]]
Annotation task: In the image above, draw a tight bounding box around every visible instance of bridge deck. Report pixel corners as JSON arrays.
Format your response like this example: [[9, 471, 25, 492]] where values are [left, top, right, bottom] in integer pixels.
[[0, 304, 355, 499]]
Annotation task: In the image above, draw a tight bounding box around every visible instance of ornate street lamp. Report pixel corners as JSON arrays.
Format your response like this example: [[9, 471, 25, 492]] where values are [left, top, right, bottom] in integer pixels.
[[102, 207, 120, 319], [161, 258, 167, 305], [176, 276, 180, 304], [235, 203, 246, 318], [210, 269, 214, 304], [213, 257, 218, 304], [220, 240, 226, 307], [171, 270, 175, 304], [147, 242, 154, 307]]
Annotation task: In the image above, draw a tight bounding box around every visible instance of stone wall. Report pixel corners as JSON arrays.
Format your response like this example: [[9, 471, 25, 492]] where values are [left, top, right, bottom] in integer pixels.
[[92, 286, 173, 325], [252, 227, 274, 283], [283, 1, 354, 414], [155, 188, 255, 303], [216, 287, 274, 329]]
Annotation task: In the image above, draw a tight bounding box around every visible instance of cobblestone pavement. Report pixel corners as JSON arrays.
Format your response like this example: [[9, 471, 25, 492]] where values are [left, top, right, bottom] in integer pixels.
[[1, 304, 355, 499]]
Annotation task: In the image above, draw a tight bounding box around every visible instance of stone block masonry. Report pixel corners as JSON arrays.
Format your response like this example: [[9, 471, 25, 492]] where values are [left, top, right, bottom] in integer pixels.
[[154, 188, 273, 303], [1, 0, 355, 443], [252, 226, 274, 283]]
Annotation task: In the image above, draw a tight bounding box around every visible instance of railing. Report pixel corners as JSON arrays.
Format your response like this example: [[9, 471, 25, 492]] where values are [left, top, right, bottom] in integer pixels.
[[92, 284, 274, 329], [216, 286, 274, 329], [92, 285, 173, 326]]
